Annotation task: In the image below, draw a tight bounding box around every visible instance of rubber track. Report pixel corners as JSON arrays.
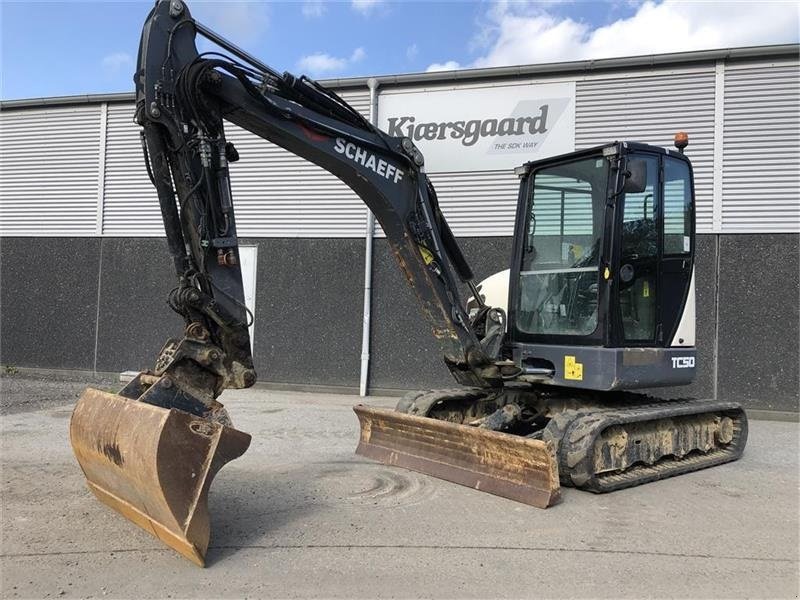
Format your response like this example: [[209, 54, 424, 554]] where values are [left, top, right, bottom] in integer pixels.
[[554, 398, 748, 493], [395, 388, 490, 417]]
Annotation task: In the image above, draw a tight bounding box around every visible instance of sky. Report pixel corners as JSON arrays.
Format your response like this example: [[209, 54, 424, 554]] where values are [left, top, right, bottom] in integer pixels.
[[1, 0, 798, 100]]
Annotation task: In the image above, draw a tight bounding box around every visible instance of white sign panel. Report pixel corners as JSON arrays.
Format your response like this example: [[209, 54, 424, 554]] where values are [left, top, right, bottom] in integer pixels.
[[378, 82, 575, 172]]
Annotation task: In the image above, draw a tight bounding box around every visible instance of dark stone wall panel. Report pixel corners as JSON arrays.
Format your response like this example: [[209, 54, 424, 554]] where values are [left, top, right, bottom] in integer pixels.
[[3, 234, 798, 413], [93, 237, 365, 386], [368, 237, 513, 390], [250, 238, 363, 387], [0, 237, 100, 370], [717, 234, 799, 411], [94, 238, 181, 372]]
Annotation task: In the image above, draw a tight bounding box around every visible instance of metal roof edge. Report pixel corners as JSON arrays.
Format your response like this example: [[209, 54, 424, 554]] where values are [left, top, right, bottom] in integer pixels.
[[368, 43, 799, 89], [2, 43, 797, 109], [1, 92, 135, 110]]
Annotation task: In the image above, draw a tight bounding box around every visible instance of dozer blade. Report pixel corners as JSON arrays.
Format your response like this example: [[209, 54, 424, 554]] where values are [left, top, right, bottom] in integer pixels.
[[353, 405, 560, 508], [70, 388, 251, 566]]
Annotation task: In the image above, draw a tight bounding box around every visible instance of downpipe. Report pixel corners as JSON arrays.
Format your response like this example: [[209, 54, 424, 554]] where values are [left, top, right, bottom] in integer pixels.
[[359, 78, 379, 397]]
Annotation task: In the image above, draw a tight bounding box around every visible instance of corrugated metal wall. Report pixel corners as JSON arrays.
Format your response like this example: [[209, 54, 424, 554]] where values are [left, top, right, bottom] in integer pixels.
[[225, 88, 370, 238], [1, 56, 798, 238], [427, 170, 520, 236], [0, 105, 102, 235], [575, 68, 716, 233], [722, 60, 800, 232], [100, 89, 371, 237], [103, 103, 162, 235]]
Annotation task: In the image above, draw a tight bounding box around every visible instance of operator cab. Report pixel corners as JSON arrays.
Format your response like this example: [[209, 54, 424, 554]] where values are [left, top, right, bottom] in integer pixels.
[[507, 137, 696, 391]]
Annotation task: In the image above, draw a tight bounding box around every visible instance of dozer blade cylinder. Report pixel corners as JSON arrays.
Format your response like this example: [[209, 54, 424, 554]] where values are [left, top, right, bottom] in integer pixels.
[[70, 388, 250, 566], [353, 405, 560, 508]]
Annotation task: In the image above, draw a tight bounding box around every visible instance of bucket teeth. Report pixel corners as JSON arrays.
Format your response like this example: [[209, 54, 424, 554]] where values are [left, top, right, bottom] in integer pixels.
[[70, 388, 250, 566], [353, 405, 560, 508]]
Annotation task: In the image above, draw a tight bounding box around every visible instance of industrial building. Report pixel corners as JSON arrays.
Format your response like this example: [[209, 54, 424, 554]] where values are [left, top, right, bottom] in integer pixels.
[[1, 44, 797, 413]]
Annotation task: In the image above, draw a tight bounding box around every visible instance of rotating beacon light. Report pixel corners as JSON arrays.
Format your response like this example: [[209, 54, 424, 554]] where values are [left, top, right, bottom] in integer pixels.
[[674, 131, 689, 154]]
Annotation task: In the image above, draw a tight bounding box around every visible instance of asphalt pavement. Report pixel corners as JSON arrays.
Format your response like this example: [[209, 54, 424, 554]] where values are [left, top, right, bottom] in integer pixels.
[[1, 374, 798, 599]]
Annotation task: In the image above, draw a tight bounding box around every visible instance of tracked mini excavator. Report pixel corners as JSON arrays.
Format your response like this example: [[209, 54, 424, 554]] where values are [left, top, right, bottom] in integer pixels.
[[70, 0, 748, 566]]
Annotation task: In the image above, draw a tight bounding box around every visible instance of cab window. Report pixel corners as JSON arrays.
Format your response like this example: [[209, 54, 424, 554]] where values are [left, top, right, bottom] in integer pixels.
[[517, 156, 608, 337]]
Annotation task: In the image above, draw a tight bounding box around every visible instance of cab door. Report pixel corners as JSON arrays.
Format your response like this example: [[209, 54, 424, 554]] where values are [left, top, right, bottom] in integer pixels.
[[614, 152, 695, 347], [660, 156, 695, 345], [616, 154, 660, 344]]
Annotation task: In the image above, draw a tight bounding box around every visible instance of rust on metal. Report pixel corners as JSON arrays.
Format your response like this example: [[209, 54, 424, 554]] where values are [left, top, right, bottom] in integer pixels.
[[353, 404, 560, 509], [70, 388, 250, 566]]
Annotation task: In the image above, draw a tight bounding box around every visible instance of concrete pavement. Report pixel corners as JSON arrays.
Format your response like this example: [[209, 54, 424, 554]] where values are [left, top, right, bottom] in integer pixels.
[[1, 375, 798, 599]]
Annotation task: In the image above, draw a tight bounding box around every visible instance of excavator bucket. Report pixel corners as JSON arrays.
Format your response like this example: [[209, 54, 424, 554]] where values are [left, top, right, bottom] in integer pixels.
[[353, 405, 560, 508], [70, 388, 251, 566]]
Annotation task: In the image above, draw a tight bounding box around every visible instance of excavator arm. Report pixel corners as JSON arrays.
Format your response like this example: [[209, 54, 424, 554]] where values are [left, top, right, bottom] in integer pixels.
[[136, 0, 501, 395]]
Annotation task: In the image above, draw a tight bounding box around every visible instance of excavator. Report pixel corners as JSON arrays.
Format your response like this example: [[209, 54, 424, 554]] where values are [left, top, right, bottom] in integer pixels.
[[70, 0, 748, 566]]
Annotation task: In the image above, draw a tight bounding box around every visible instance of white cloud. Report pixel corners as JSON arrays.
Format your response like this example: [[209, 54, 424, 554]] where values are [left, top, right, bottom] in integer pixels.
[[101, 52, 132, 75], [352, 0, 381, 15], [297, 47, 367, 75], [406, 43, 419, 61], [299, 53, 347, 73], [350, 47, 366, 63], [428, 0, 800, 71], [302, 1, 326, 18], [190, 2, 269, 44], [426, 60, 461, 72]]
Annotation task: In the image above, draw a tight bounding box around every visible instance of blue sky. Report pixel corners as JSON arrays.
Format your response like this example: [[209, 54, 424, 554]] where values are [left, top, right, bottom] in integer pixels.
[[2, 1, 798, 100]]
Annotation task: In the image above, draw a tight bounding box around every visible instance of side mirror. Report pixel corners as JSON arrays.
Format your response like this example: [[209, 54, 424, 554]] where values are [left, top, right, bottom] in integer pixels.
[[623, 159, 647, 194]]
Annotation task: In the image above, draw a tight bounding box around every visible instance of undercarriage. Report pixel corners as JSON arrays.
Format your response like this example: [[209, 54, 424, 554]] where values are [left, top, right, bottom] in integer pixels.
[[355, 387, 747, 501]]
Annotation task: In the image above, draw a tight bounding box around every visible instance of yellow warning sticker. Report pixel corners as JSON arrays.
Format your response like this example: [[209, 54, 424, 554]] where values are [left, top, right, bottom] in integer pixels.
[[419, 246, 434, 265], [643, 280, 650, 298], [564, 355, 584, 381]]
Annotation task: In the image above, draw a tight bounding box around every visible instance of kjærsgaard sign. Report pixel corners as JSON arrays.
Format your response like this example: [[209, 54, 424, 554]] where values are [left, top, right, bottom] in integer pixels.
[[378, 82, 575, 172]]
